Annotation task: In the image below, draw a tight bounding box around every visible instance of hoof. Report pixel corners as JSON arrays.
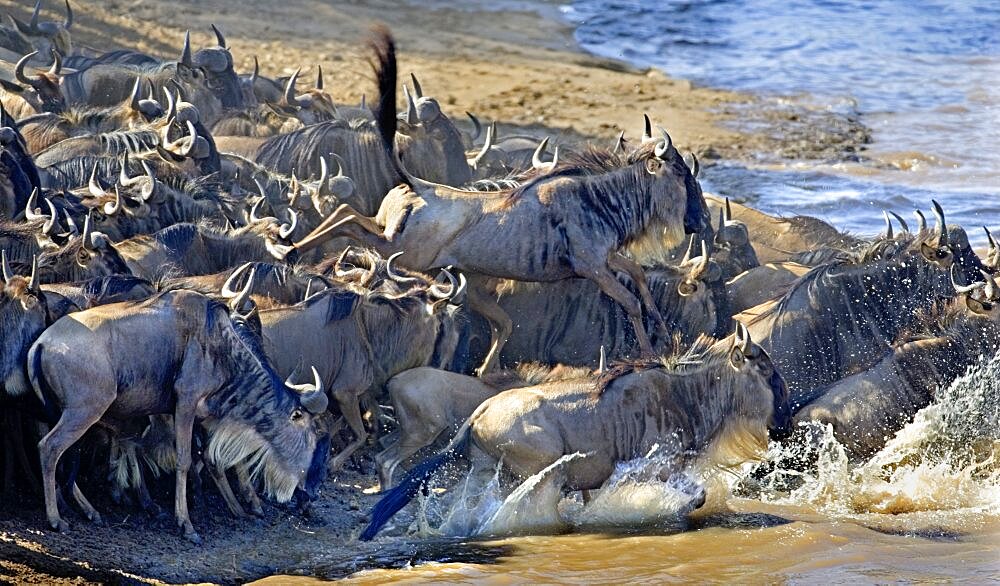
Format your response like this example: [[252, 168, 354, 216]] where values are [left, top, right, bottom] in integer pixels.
[[90, 513, 104, 527], [184, 530, 202, 544], [251, 505, 265, 518], [51, 519, 70, 534]]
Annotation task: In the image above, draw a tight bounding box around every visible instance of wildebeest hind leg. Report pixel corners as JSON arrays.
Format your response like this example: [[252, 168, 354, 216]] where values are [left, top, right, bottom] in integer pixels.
[[609, 253, 668, 336], [468, 287, 513, 376], [329, 389, 367, 471], [579, 263, 654, 356], [38, 406, 109, 533]]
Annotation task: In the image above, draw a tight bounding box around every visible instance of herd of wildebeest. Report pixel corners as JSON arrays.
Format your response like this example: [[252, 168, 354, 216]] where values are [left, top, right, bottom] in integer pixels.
[[0, 2, 997, 544]]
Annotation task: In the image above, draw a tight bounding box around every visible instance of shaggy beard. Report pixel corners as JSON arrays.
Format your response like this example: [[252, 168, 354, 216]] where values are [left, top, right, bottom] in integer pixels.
[[624, 220, 687, 267], [702, 417, 770, 471], [206, 422, 300, 503]]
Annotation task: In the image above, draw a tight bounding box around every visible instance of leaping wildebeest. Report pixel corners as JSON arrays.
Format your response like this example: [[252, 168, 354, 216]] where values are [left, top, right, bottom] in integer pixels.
[[288, 27, 710, 373], [28, 285, 328, 542], [360, 323, 791, 540]]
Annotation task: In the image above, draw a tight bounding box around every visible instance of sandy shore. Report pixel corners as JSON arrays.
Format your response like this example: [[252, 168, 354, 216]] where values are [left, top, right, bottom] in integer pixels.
[[0, 1, 872, 583]]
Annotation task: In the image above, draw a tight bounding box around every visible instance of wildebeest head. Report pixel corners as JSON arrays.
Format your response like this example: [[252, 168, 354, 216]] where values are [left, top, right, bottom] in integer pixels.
[[906, 201, 984, 288], [38, 212, 131, 282], [955, 268, 1000, 321], [712, 197, 759, 281], [189, 25, 244, 110], [0, 125, 41, 219], [984, 227, 999, 273], [0, 252, 47, 396], [396, 75, 471, 186], [278, 67, 338, 126], [7, 0, 73, 57], [3, 50, 65, 115], [725, 322, 791, 441], [637, 118, 710, 239]]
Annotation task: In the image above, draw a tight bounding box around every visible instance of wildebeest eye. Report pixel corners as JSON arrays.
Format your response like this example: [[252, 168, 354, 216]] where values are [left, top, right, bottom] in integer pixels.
[[290, 408, 304, 422]]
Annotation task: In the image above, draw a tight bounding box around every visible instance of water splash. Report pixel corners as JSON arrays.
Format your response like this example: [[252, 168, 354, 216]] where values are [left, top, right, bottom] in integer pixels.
[[411, 444, 706, 539], [749, 349, 1000, 516]]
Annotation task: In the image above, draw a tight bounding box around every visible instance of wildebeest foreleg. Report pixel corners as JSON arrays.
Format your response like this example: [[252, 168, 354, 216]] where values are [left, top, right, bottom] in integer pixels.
[[235, 464, 265, 517], [39, 404, 111, 533], [608, 253, 668, 336], [468, 286, 513, 376], [172, 405, 201, 543], [329, 388, 367, 471], [578, 262, 654, 356], [206, 461, 249, 518]]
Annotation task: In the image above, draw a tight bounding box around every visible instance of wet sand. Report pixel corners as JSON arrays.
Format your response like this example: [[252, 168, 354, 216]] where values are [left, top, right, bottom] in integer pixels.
[[0, 1, 875, 583]]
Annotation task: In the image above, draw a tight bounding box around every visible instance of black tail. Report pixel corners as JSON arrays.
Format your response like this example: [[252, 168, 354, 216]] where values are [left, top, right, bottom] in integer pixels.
[[27, 343, 58, 425], [368, 25, 399, 166], [359, 422, 472, 541]]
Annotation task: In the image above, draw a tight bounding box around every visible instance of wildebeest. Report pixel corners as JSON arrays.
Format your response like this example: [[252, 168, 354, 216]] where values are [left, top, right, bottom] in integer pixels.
[[726, 261, 810, 315], [378, 363, 593, 488], [794, 274, 1000, 457], [290, 29, 709, 373], [1, 51, 65, 118], [4, 0, 73, 59], [29, 285, 327, 541], [361, 323, 791, 540], [712, 197, 760, 282], [740, 205, 986, 409], [258, 267, 466, 471], [483, 242, 722, 368]]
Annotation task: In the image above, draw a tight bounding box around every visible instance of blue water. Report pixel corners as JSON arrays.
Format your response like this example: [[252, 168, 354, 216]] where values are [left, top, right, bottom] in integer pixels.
[[559, 0, 1000, 244]]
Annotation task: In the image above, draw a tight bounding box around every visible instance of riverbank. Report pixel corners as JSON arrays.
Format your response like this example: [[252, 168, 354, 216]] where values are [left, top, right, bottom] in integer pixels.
[[0, 1, 876, 583]]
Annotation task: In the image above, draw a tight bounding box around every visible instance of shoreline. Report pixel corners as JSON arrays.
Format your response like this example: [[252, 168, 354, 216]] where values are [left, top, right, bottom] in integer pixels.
[[0, 1, 874, 584]]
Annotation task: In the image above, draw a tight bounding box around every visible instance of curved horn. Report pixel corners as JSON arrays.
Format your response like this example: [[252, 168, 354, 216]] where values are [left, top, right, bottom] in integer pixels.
[[471, 122, 495, 167], [279, 209, 298, 239], [63, 0, 73, 29], [286, 366, 327, 414], [30, 0, 41, 30], [14, 52, 39, 87], [119, 153, 139, 186], [138, 160, 157, 201], [386, 251, 420, 284], [1, 250, 13, 283], [429, 268, 458, 299], [613, 130, 626, 154], [736, 322, 751, 355], [88, 162, 108, 197], [315, 64, 324, 90], [211, 23, 226, 48], [221, 262, 254, 299], [681, 234, 696, 265], [250, 56, 259, 83], [882, 210, 894, 239], [163, 87, 176, 122], [103, 186, 122, 215], [984, 270, 998, 301], [248, 196, 268, 224], [985, 226, 998, 252], [80, 212, 93, 251], [179, 31, 193, 68], [282, 68, 301, 107], [532, 137, 550, 170], [403, 84, 418, 125], [228, 267, 256, 314], [932, 200, 947, 246], [888, 210, 909, 233], [466, 112, 482, 142], [914, 209, 927, 233], [28, 255, 39, 292], [951, 265, 983, 294], [47, 50, 61, 76], [410, 73, 423, 99], [654, 127, 673, 159], [642, 113, 652, 142], [128, 76, 142, 111], [360, 94, 366, 110], [315, 156, 330, 196], [598, 346, 607, 374], [691, 239, 710, 279]]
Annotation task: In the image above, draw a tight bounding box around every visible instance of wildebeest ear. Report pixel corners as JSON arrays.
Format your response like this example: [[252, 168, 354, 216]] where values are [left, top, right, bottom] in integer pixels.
[[677, 279, 697, 297], [729, 346, 745, 370], [644, 158, 662, 175], [920, 241, 950, 264], [964, 295, 991, 316]]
